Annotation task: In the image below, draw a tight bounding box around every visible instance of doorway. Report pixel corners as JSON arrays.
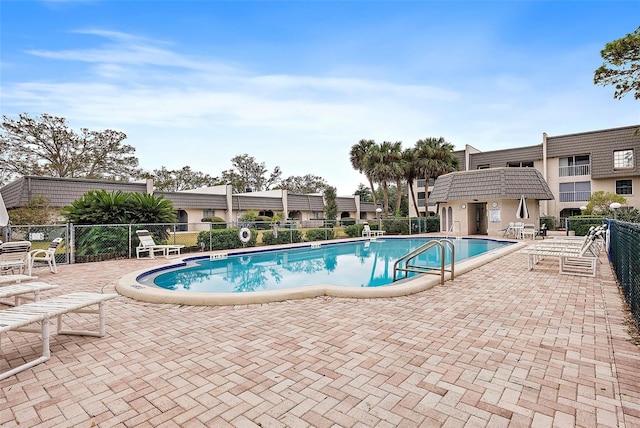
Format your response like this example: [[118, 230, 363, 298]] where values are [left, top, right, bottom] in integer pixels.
[[471, 203, 487, 235]]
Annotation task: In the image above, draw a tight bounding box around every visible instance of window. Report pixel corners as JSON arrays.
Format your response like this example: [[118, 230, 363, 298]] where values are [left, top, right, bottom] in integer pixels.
[[416, 178, 435, 187], [507, 161, 534, 167], [559, 181, 591, 202], [614, 149, 634, 169], [616, 179, 633, 195], [559, 155, 590, 177], [477, 164, 490, 169], [203, 209, 214, 218]]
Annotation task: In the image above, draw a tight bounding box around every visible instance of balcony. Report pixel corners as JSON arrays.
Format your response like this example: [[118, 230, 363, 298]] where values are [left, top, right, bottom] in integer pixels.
[[559, 164, 590, 177], [559, 191, 591, 202]]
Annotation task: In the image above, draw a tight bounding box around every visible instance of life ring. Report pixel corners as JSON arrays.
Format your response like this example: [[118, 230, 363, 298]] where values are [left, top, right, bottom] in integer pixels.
[[239, 227, 251, 243]]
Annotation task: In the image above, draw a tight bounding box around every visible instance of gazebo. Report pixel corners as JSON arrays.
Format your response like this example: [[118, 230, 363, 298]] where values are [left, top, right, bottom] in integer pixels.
[[429, 167, 554, 237]]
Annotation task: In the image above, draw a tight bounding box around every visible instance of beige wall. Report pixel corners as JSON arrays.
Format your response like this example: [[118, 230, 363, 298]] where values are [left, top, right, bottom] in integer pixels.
[[439, 199, 541, 238]]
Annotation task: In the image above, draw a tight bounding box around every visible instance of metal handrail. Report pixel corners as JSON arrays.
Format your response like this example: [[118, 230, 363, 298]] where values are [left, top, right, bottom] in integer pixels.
[[393, 239, 455, 285]]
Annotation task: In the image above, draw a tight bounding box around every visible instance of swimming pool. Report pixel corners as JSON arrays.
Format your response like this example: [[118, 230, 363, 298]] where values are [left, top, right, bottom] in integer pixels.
[[140, 237, 510, 292], [117, 237, 524, 305]]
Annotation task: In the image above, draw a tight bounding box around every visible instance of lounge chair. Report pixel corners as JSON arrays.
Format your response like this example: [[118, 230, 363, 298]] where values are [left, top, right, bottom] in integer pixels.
[[519, 233, 601, 277], [0, 291, 118, 380], [0, 282, 58, 306], [29, 237, 63, 274], [0, 274, 38, 285], [135, 230, 184, 259], [0, 241, 32, 276], [362, 223, 385, 238]]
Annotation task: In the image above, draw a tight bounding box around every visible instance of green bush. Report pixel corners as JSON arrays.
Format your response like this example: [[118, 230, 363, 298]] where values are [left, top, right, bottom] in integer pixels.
[[540, 216, 556, 231], [381, 218, 409, 235], [567, 216, 605, 236], [262, 229, 303, 245], [305, 228, 335, 241], [197, 228, 257, 250], [202, 216, 227, 229], [340, 217, 356, 226], [344, 224, 364, 237]]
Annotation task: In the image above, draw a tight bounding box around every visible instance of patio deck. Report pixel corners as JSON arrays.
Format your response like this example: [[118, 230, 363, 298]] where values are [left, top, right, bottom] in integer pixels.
[[1, 243, 639, 427]]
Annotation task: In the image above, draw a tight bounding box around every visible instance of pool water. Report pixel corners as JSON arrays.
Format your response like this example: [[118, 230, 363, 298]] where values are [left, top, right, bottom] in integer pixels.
[[139, 238, 512, 293]]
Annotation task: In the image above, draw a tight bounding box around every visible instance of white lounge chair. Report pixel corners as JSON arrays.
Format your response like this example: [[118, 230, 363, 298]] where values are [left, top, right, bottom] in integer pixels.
[[519, 233, 601, 277], [0, 282, 58, 306], [29, 237, 63, 274], [136, 230, 184, 259], [0, 241, 32, 276], [362, 223, 385, 238], [0, 291, 118, 380], [0, 274, 38, 285]]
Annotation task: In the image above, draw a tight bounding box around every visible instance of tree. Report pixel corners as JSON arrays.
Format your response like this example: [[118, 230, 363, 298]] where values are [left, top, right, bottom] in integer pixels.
[[584, 191, 626, 214], [594, 25, 640, 99], [401, 147, 422, 217], [350, 140, 378, 207], [276, 174, 329, 194], [413, 137, 460, 215], [7, 195, 55, 225], [354, 183, 373, 202], [62, 190, 176, 224], [221, 154, 282, 193], [323, 186, 338, 223], [0, 113, 142, 181], [145, 166, 221, 192], [364, 141, 402, 216]]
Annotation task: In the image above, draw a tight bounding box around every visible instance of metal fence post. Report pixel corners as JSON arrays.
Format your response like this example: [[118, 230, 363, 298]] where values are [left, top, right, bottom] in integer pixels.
[[69, 223, 75, 264]]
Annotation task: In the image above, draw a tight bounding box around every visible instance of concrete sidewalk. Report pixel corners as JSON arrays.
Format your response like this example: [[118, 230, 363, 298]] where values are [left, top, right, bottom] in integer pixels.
[[1, 247, 639, 427]]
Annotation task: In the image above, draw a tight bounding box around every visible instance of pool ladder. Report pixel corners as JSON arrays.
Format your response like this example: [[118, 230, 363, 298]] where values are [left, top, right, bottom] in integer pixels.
[[392, 239, 455, 285]]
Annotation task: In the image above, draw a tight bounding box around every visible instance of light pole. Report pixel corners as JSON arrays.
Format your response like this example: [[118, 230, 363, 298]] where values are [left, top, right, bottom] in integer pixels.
[[610, 202, 621, 220], [376, 207, 382, 231]]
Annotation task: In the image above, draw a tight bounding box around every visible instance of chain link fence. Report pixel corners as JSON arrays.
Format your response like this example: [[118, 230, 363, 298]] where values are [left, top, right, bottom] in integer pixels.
[[608, 219, 640, 330], [3, 217, 442, 270]]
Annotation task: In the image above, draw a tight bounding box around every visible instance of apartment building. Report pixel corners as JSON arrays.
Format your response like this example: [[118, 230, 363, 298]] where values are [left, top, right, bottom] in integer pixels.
[[410, 125, 640, 222]]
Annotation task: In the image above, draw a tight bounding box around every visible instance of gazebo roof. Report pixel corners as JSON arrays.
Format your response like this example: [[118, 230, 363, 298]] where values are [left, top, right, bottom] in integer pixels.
[[429, 167, 554, 203]]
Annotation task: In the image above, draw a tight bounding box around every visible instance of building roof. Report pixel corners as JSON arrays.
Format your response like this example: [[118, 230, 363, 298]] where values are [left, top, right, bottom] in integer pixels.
[[546, 125, 640, 179], [468, 145, 543, 170], [429, 167, 554, 203]]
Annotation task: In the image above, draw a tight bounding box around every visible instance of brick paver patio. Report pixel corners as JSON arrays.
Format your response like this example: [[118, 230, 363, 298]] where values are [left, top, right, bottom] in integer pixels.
[[1, 244, 639, 427]]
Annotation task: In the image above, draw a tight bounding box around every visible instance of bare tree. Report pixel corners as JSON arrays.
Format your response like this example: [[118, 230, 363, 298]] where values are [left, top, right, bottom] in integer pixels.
[[1, 113, 142, 181]]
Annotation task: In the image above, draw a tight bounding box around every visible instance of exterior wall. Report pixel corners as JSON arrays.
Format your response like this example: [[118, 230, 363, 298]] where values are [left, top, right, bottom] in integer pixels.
[[439, 198, 541, 238]]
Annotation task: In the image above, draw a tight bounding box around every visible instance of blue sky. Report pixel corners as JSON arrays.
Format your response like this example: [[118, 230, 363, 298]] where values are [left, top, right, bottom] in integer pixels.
[[2, 1, 639, 195]]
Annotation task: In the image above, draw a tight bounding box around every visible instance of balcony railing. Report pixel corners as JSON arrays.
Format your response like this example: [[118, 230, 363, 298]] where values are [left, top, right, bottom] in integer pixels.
[[559, 191, 591, 202], [559, 164, 591, 177]]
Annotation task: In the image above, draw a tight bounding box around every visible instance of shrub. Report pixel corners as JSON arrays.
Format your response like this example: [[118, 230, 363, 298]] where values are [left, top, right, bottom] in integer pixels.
[[381, 218, 409, 235], [344, 224, 364, 237], [262, 229, 303, 245], [567, 216, 605, 236], [305, 228, 335, 241], [197, 228, 257, 250], [340, 217, 356, 226], [540, 216, 556, 231], [202, 216, 227, 229], [255, 216, 273, 229]]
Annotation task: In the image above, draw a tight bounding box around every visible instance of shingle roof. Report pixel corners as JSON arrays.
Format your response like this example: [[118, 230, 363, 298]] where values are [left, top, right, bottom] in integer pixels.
[[546, 125, 640, 179], [429, 167, 554, 203]]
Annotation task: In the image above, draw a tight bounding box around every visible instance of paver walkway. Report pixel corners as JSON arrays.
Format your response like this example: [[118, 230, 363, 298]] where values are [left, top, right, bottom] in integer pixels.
[[1, 245, 639, 427]]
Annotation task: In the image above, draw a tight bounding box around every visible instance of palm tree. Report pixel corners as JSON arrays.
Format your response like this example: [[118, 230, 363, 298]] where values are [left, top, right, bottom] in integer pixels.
[[350, 139, 378, 206], [365, 141, 402, 216], [401, 147, 422, 217], [413, 137, 460, 215]]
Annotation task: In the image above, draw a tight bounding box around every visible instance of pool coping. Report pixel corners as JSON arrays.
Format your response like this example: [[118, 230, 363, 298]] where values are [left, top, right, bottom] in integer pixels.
[[116, 237, 527, 306]]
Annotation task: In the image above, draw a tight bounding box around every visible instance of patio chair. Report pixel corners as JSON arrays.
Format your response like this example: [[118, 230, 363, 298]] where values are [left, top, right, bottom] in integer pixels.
[[29, 237, 63, 274], [136, 229, 184, 259], [0, 291, 118, 380], [362, 223, 385, 238], [521, 224, 536, 240], [0, 241, 32, 276]]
